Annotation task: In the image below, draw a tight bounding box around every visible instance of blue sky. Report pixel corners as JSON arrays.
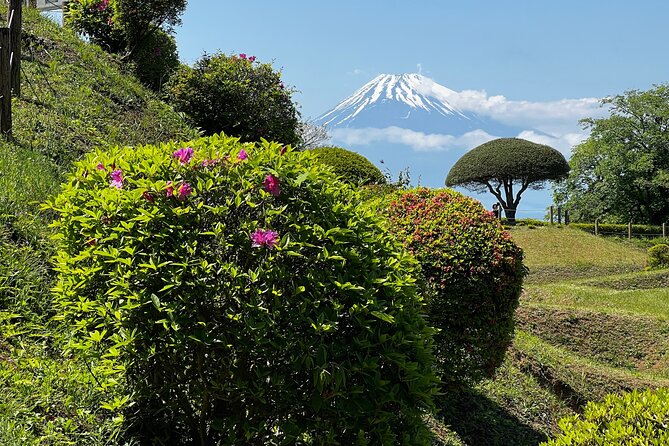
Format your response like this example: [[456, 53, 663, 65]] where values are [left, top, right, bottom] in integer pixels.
[[175, 1, 669, 119]]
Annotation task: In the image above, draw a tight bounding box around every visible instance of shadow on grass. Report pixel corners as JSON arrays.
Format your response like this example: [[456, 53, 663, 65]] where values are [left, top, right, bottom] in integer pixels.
[[436, 387, 547, 446]]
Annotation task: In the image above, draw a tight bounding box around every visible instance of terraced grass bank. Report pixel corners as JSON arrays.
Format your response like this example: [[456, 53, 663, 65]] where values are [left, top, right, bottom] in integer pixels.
[[435, 226, 669, 445]]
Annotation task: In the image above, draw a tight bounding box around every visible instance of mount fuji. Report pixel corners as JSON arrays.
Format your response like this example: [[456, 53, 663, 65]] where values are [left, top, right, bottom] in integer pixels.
[[313, 73, 599, 217], [316, 73, 522, 136]]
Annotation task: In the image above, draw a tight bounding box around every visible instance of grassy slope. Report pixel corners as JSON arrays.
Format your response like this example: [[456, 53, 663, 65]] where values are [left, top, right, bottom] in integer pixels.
[[438, 226, 667, 446], [0, 7, 197, 445]]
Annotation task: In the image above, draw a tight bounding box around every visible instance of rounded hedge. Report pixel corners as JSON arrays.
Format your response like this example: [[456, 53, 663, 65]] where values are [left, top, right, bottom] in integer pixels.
[[543, 388, 669, 445], [648, 243, 669, 268], [48, 135, 436, 445], [310, 146, 386, 186], [381, 188, 526, 384], [164, 53, 301, 146]]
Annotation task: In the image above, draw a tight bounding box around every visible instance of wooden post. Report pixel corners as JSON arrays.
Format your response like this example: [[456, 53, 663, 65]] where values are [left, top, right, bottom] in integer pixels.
[[550, 206, 554, 224], [663, 223, 666, 239], [565, 210, 570, 225], [0, 28, 12, 138], [595, 218, 599, 236], [557, 206, 562, 225], [628, 221, 632, 240], [9, 0, 22, 97]]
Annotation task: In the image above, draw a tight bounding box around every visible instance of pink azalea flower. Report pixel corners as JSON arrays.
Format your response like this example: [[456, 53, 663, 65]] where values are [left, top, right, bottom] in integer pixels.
[[110, 169, 123, 189], [172, 147, 194, 165], [237, 149, 248, 161], [251, 229, 280, 249], [239, 53, 247, 60], [142, 191, 154, 203], [249, 56, 256, 62], [262, 174, 281, 197], [96, 162, 105, 171], [97, 0, 109, 11], [166, 181, 174, 197], [280, 146, 287, 156], [177, 183, 192, 200]]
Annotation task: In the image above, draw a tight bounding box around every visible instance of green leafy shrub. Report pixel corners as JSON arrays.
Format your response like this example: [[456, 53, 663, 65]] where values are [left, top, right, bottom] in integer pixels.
[[131, 29, 180, 91], [165, 53, 301, 145], [310, 147, 386, 186], [48, 134, 437, 445], [543, 388, 669, 445], [648, 243, 669, 268], [570, 222, 664, 237], [381, 188, 526, 384]]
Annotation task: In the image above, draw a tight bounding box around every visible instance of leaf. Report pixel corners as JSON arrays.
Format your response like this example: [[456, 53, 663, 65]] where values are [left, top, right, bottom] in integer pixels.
[[370, 311, 395, 324], [150, 294, 161, 310]]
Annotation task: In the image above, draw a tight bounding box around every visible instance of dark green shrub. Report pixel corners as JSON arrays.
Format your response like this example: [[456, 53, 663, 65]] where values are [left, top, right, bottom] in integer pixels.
[[164, 53, 301, 146], [310, 147, 386, 186], [648, 243, 669, 268], [571, 222, 664, 237], [131, 29, 180, 91], [381, 188, 526, 384], [48, 134, 437, 445], [543, 388, 669, 445]]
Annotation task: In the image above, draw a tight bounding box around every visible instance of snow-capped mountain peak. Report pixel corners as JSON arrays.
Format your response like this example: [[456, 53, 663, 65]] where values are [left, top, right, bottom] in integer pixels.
[[316, 73, 470, 128]]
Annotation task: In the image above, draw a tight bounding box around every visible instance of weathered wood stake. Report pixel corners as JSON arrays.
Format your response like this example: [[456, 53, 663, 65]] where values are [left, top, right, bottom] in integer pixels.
[[9, 0, 22, 97], [0, 28, 12, 138], [594, 218, 599, 236], [628, 221, 632, 239], [550, 206, 554, 224]]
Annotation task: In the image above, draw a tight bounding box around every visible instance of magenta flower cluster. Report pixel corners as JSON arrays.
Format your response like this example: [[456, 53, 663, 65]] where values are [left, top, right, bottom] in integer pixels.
[[239, 53, 257, 62], [262, 174, 281, 196], [173, 147, 194, 165], [251, 229, 279, 248], [110, 169, 123, 189]]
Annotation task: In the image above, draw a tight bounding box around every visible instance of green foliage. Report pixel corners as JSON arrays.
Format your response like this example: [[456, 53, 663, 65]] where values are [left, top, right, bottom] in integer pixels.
[[382, 188, 526, 384], [647, 243, 669, 268], [543, 388, 669, 445], [446, 138, 569, 223], [310, 146, 386, 186], [48, 134, 437, 445], [165, 52, 301, 146], [130, 29, 180, 91], [64, 0, 187, 90], [555, 85, 669, 225]]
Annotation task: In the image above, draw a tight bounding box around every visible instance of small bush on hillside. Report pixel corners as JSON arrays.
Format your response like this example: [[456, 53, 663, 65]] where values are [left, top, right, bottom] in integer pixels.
[[48, 135, 437, 445], [382, 188, 526, 384], [648, 243, 669, 268], [164, 53, 301, 145], [311, 146, 386, 186], [131, 29, 180, 91], [543, 388, 669, 445]]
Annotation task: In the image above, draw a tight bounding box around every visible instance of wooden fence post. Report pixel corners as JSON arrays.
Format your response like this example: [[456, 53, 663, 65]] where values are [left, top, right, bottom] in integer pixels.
[[628, 221, 632, 240], [557, 206, 562, 225], [0, 28, 12, 138], [595, 218, 599, 236], [663, 223, 666, 238], [564, 210, 569, 225], [550, 206, 554, 224], [9, 0, 22, 97]]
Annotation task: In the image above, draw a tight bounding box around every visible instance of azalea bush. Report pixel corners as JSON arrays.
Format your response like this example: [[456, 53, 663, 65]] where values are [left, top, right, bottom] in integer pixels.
[[648, 243, 669, 268], [47, 135, 437, 445], [381, 188, 526, 385], [164, 53, 301, 145]]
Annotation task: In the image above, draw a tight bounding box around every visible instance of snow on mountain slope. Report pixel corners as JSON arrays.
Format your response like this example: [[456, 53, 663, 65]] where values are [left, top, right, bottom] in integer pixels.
[[315, 73, 522, 136]]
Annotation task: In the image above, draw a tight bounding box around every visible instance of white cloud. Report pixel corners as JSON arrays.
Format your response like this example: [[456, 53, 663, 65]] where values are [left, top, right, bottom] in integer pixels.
[[411, 80, 606, 134], [347, 68, 364, 76], [331, 126, 589, 156], [331, 127, 496, 152]]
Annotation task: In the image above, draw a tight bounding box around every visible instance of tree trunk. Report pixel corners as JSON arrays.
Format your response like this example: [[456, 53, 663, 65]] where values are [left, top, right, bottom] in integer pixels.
[[504, 205, 517, 225]]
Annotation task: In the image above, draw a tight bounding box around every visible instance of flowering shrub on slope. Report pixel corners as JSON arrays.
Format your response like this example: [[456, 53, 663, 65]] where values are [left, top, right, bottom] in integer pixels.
[[47, 135, 437, 445], [382, 188, 526, 385]]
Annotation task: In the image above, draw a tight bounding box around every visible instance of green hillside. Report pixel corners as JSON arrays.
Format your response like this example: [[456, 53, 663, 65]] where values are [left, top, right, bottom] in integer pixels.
[[0, 6, 197, 444], [434, 226, 669, 446]]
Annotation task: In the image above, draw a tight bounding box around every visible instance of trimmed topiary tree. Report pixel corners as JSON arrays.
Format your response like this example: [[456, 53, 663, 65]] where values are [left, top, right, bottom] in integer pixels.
[[446, 138, 570, 224], [47, 135, 437, 445], [310, 146, 386, 186], [381, 188, 526, 385], [164, 53, 301, 146], [543, 388, 669, 445]]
